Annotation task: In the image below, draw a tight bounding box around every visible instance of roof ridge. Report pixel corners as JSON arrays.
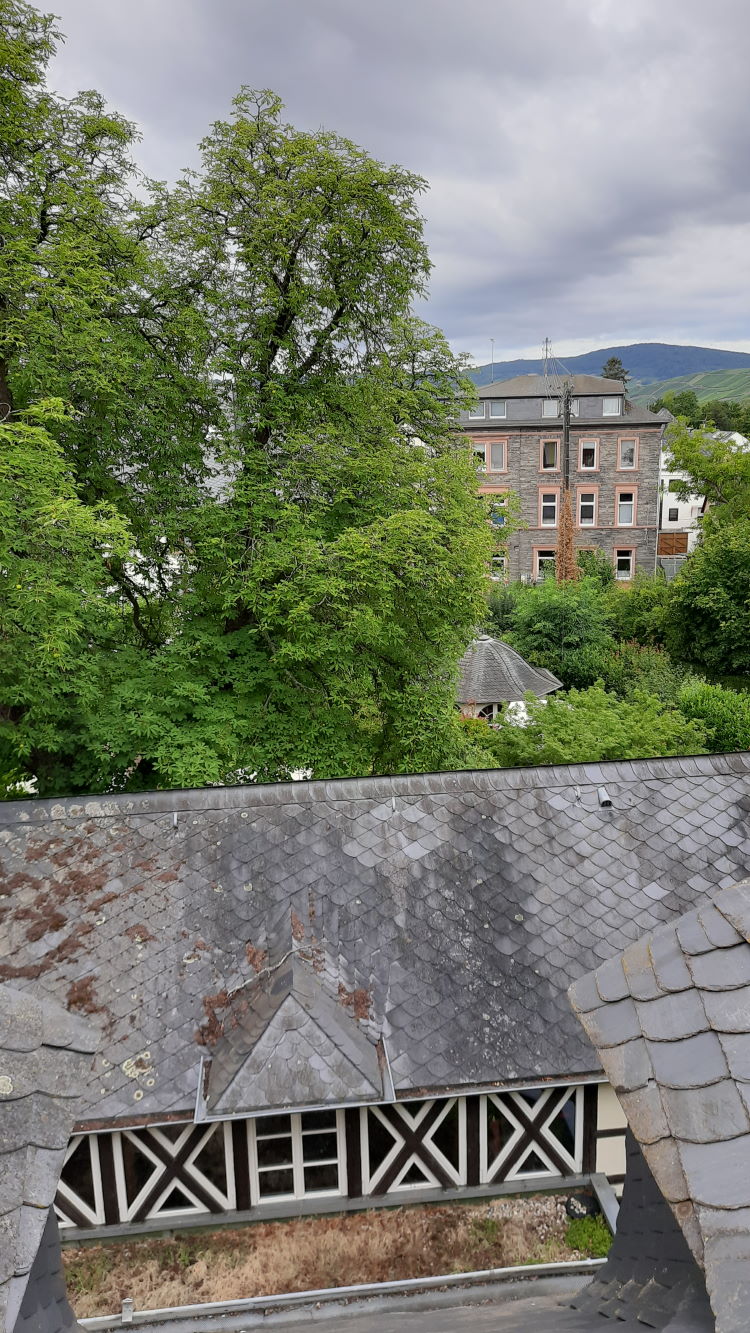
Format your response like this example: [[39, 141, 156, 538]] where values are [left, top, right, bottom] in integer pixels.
[[2, 752, 748, 822]]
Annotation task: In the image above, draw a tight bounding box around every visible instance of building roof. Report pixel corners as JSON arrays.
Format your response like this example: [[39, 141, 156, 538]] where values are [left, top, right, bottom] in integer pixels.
[[477, 374, 626, 397], [3, 754, 750, 1129], [571, 883, 750, 1332], [458, 637, 562, 705], [0, 986, 95, 1333]]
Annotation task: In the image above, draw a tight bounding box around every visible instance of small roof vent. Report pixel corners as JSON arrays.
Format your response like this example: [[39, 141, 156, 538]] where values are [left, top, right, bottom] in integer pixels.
[[598, 786, 612, 808]]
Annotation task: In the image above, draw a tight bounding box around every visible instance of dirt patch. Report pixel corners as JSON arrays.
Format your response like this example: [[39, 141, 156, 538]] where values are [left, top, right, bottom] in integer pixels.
[[63, 1195, 609, 1316]]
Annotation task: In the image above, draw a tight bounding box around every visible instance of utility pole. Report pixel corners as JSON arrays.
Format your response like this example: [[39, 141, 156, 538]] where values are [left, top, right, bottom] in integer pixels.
[[556, 379, 578, 582]]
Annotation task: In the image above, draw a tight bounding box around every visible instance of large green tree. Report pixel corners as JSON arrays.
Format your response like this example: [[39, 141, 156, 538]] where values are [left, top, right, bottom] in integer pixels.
[[664, 521, 750, 676], [664, 417, 750, 527], [1, 11, 491, 794]]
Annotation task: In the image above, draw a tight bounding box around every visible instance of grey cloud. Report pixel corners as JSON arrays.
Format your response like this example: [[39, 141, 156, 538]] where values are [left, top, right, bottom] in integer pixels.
[[47, 0, 750, 360]]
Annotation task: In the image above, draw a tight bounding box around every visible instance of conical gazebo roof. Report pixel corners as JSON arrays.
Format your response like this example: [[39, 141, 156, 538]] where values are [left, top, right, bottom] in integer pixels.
[[457, 635, 562, 706]]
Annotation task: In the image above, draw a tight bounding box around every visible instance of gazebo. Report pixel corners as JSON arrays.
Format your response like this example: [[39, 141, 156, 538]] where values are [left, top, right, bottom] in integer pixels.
[[457, 634, 562, 720]]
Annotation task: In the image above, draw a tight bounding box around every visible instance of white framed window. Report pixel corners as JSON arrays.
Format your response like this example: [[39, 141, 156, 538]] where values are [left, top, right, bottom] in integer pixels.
[[668, 506, 679, 522], [489, 440, 506, 470], [491, 554, 507, 581], [473, 446, 486, 472], [489, 401, 507, 418], [540, 491, 558, 526], [618, 438, 638, 469], [468, 404, 485, 420], [542, 398, 559, 418], [617, 490, 635, 525], [602, 397, 621, 416], [579, 440, 598, 470], [480, 1086, 583, 1185], [541, 439, 559, 470], [570, 399, 580, 417], [615, 549, 634, 580], [578, 492, 596, 526], [249, 1110, 345, 1203], [535, 549, 556, 579]]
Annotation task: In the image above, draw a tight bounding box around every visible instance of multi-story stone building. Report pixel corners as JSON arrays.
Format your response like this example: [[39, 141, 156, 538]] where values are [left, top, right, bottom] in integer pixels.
[[459, 373, 666, 582]]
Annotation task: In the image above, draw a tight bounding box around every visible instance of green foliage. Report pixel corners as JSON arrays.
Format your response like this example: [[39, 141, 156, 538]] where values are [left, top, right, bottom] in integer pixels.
[[485, 583, 521, 637], [601, 355, 629, 386], [664, 419, 750, 527], [576, 548, 615, 588], [594, 644, 694, 704], [565, 1214, 612, 1259], [506, 578, 616, 688], [461, 684, 708, 768], [664, 522, 750, 676], [0, 22, 491, 796], [605, 572, 670, 646], [635, 368, 750, 412], [678, 680, 750, 753]]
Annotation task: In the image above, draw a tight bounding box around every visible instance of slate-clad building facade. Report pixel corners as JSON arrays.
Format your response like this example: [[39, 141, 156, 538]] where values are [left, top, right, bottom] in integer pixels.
[[3, 753, 750, 1240], [458, 373, 666, 582]]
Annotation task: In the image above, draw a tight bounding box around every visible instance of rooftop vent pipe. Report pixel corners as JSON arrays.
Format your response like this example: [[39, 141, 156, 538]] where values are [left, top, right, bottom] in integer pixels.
[[598, 786, 612, 808]]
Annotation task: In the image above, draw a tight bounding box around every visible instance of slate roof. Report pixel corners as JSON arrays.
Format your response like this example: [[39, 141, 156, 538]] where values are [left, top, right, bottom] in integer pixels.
[[0, 986, 95, 1333], [2, 753, 750, 1129], [477, 374, 626, 397], [458, 637, 562, 705], [570, 884, 750, 1332], [202, 954, 385, 1116]]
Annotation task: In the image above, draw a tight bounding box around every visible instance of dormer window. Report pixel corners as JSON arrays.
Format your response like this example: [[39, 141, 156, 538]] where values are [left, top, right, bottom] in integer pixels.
[[489, 401, 507, 418], [602, 397, 621, 416], [571, 399, 580, 417], [468, 404, 485, 420], [542, 398, 559, 418]]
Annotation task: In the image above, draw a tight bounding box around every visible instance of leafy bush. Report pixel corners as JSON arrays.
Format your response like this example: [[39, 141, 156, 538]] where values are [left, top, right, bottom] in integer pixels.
[[461, 684, 708, 768], [594, 644, 695, 703], [678, 680, 750, 753], [606, 571, 670, 646], [664, 522, 750, 675], [506, 578, 616, 686], [485, 583, 521, 638], [577, 548, 615, 588], [565, 1214, 611, 1258]]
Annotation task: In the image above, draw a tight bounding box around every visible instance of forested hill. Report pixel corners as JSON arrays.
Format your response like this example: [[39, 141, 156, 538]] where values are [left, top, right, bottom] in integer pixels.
[[628, 368, 750, 406], [468, 343, 750, 387]]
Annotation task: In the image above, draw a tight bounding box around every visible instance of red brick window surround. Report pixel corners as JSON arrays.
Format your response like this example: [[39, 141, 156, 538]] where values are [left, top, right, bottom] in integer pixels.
[[540, 438, 560, 471], [533, 547, 557, 579], [615, 486, 637, 526], [578, 439, 599, 471], [487, 439, 508, 472], [614, 547, 635, 580], [538, 487, 560, 527], [577, 485, 599, 527], [617, 437, 639, 470]]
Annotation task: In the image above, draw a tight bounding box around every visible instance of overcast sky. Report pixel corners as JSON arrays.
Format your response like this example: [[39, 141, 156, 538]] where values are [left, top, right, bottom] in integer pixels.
[[46, 0, 750, 363]]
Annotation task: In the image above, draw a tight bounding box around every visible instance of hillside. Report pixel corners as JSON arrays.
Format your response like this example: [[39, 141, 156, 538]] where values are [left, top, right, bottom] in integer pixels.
[[627, 368, 750, 406], [468, 343, 750, 387]]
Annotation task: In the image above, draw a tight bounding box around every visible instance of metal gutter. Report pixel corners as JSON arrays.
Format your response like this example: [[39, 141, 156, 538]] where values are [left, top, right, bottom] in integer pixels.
[[79, 1258, 605, 1330]]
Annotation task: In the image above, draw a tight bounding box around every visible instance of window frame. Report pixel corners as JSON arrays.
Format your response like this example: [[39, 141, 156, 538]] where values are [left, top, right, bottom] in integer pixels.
[[602, 396, 621, 416], [615, 486, 637, 527], [542, 397, 560, 419], [539, 437, 561, 472], [486, 437, 508, 472], [578, 438, 599, 471], [490, 554, 507, 582], [576, 485, 599, 528], [617, 436, 639, 471], [613, 547, 635, 581], [467, 403, 485, 420], [538, 487, 560, 527], [248, 1110, 346, 1205], [533, 547, 557, 580], [471, 442, 487, 472], [489, 400, 507, 419], [667, 506, 679, 522]]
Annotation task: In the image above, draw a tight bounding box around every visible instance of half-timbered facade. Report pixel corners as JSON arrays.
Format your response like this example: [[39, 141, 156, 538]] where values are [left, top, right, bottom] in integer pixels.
[[3, 753, 750, 1239], [459, 374, 666, 582]]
